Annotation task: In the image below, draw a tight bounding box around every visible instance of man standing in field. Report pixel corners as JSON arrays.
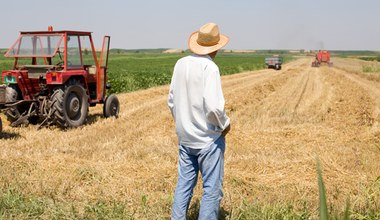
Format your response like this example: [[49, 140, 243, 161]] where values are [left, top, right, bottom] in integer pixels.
[[167, 22, 231, 220]]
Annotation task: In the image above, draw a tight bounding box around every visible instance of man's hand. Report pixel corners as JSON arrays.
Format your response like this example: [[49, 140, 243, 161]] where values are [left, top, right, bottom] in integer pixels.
[[222, 124, 231, 137]]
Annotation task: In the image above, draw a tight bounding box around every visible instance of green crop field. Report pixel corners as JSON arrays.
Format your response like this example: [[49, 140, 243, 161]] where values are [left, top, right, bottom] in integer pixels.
[[106, 52, 292, 94], [0, 50, 295, 94], [331, 50, 380, 62], [2, 49, 380, 94]]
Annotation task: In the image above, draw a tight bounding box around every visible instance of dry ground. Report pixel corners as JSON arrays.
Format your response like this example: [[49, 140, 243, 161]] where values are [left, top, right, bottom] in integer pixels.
[[0, 57, 379, 218]]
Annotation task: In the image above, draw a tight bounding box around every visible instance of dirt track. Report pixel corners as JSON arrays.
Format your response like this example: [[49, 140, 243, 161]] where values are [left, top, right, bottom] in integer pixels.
[[0, 57, 379, 218]]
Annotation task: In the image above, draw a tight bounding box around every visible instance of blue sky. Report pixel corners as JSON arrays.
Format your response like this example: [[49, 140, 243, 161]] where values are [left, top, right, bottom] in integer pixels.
[[0, 0, 379, 50]]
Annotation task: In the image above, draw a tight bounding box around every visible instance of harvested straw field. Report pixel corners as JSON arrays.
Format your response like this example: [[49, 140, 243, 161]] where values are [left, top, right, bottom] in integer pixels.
[[0, 58, 379, 219]]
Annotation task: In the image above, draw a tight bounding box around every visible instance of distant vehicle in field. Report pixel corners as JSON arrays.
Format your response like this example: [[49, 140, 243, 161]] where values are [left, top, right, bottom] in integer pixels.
[[0, 26, 119, 129], [312, 51, 333, 67], [265, 55, 283, 70]]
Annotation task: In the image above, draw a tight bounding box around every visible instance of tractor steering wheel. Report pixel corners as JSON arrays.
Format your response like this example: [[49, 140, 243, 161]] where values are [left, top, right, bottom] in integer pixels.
[[55, 60, 72, 66], [55, 49, 64, 66], [56, 49, 63, 60]]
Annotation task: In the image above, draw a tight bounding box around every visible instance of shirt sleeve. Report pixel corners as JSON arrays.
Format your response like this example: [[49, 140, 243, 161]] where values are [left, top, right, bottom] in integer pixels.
[[203, 66, 230, 132], [167, 65, 176, 119], [168, 83, 175, 118]]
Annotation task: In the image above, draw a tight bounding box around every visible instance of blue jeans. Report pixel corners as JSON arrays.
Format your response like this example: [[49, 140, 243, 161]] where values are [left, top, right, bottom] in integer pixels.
[[171, 136, 225, 220]]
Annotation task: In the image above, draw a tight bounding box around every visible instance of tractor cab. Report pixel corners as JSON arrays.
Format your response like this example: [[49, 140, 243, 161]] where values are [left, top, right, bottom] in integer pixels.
[[1, 27, 118, 128]]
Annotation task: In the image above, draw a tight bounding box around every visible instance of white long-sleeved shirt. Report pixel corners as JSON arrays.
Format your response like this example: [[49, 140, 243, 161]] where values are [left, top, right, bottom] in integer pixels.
[[167, 54, 230, 149]]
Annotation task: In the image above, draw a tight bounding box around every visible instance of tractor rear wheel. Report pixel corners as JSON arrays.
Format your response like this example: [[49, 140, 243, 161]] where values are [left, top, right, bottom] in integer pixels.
[[103, 94, 119, 118], [51, 84, 88, 128]]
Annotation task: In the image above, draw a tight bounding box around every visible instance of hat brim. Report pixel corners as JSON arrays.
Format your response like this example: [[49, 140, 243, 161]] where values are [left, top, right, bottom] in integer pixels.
[[188, 32, 230, 55]]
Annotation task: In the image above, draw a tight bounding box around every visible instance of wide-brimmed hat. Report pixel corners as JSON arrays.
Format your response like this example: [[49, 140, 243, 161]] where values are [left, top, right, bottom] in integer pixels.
[[188, 23, 229, 55]]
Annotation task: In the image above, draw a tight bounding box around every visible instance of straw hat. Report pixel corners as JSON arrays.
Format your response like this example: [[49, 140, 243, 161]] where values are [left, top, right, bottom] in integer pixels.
[[188, 23, 229, 55]]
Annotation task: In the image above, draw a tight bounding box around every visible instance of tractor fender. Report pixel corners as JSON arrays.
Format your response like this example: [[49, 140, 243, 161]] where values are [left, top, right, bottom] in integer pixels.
[[64, 76, 90, 100], [49, 75, 89, 100], [63, 75, 86, 86]]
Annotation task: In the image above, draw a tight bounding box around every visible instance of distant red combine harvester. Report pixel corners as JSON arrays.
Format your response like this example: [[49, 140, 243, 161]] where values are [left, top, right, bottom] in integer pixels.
[[312, 51, 333, 67]]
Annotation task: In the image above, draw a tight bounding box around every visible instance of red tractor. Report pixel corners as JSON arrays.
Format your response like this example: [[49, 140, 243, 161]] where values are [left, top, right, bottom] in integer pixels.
[[312, 51, 333, 67], [0, 26, 119, 129]]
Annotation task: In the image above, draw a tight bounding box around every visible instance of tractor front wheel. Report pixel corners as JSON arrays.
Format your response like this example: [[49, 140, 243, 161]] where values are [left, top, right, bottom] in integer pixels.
[[5, 85, 39, 125], [51, 84, 88, 128], [5, 85, 20, 123], [103, 94, 119, 118]]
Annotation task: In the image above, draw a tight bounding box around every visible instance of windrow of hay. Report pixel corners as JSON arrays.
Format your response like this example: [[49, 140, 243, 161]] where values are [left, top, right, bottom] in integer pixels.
[[0, 58, 379, 219]]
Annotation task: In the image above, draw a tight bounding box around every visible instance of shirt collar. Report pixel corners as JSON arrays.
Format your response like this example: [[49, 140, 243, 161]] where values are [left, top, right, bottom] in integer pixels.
[[192, 53, 212, 61]]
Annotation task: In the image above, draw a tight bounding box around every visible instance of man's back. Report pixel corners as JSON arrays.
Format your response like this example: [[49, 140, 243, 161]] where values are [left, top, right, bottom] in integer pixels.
[[169, 22, 230, 220], [168, 54, 227, 149]]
